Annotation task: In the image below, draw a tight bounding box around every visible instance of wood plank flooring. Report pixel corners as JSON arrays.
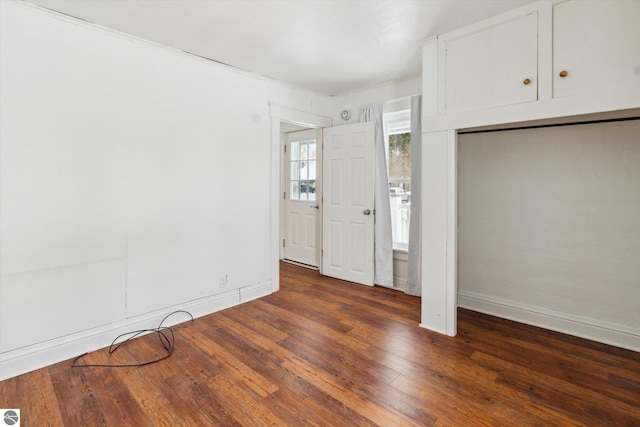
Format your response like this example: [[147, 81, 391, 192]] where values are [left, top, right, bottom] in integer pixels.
[[2, 262, 639, 426]]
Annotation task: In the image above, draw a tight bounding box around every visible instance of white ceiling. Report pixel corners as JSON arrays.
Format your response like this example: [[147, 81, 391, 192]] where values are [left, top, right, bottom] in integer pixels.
[[25, 0, 533, 95]]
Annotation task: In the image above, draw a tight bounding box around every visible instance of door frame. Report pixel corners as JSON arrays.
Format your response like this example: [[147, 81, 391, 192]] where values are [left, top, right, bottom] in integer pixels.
[[270, 104, 332, 293]]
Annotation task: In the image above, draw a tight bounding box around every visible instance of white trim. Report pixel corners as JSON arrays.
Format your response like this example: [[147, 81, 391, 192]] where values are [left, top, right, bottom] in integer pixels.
[[537, 1, 553, 103], [458, 290, 640, 352], [240, 282, 273, 303], [270, 104, 332, 128], [421, 38, 438, 118], [282, 259, 319, 270], [393, 244, 408, 253], [271, 116, 283, 294], [0, 285, 266, 380], [445, 130, 457, 336], [393, 248, 409, 258], [270, 105, 332, 293]]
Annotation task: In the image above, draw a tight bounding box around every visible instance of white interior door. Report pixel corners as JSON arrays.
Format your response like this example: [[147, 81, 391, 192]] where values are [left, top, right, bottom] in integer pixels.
[[284, 129, 322, 267], [322, 122, 375, 285]]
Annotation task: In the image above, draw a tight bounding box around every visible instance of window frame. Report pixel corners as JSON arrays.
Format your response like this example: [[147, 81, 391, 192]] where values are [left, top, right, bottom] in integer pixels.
[[288, 138, 317, 202], [384, 109, 412, 251]]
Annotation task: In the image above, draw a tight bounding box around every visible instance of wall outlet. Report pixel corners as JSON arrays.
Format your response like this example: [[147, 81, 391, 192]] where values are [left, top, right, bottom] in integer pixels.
[[219, 274, 228, 289]]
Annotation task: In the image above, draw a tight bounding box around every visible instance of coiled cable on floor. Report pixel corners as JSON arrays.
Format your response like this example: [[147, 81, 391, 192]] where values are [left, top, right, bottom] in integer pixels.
[[72, 310, 193, 368]]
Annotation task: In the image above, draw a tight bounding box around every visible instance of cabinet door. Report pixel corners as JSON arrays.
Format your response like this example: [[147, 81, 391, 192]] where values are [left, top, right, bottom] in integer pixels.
[[553, 1, 640, 98], [443, 11, 538, 114]]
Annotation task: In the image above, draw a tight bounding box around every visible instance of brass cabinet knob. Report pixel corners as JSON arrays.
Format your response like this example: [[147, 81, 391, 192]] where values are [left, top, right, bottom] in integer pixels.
[[523, 78, 531, 85], [559, 70, 568, 78]]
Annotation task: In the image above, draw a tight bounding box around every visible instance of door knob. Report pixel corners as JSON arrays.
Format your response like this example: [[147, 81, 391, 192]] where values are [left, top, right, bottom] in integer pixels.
[[363, 209, 371, 215]]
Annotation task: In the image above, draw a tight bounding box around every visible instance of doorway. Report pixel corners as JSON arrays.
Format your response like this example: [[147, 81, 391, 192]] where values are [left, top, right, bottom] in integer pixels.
[[279, 121, 377, 285], [270, 106, 331, 292]]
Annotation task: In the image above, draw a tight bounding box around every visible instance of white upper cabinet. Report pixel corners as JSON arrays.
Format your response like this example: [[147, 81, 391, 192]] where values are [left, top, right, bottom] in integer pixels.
[[424, 0, 640, 129], [441, 11, 538, 114], [553, 0, 640, 99]]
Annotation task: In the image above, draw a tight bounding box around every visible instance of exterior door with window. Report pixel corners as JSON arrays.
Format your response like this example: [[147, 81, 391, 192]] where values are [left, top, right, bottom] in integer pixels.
[[284, 129, 322, 268], [322, 122, 375, 285]]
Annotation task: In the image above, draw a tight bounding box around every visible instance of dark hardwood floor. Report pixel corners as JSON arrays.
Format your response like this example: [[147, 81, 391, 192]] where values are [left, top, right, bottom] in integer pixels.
[[2, 262, 639, 426]]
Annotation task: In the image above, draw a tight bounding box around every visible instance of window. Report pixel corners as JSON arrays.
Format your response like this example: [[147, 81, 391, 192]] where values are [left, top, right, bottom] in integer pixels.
[[384, 110, 411, 250], [289, 139, 317, 201]]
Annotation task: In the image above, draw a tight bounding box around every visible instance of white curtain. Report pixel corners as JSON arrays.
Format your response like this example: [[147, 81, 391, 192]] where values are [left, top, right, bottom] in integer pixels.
[[360, 104, 393, 287], [406, 95, 422, 296]]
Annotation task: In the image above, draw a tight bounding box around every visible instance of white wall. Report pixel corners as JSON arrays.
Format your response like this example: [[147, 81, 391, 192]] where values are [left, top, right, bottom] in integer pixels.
[[0, 1, 332, 379], [458, 120, 640, 349], [332, 76, 421, 125]]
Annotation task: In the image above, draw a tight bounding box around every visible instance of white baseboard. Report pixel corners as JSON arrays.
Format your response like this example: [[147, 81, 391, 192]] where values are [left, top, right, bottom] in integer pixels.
[[458, 291, 640, 352], [240, 281, 273, 303], [0, 281, 272, 381]]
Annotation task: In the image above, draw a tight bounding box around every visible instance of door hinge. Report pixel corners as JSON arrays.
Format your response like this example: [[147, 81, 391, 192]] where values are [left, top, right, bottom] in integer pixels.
[[284, 191, 286, 199], [284, 145, 287, 153], [283, 239, 286, 248]]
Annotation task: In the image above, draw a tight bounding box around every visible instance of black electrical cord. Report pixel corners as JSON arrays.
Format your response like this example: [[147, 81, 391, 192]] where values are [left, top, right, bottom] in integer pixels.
[[72, 310, 194, 368]]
